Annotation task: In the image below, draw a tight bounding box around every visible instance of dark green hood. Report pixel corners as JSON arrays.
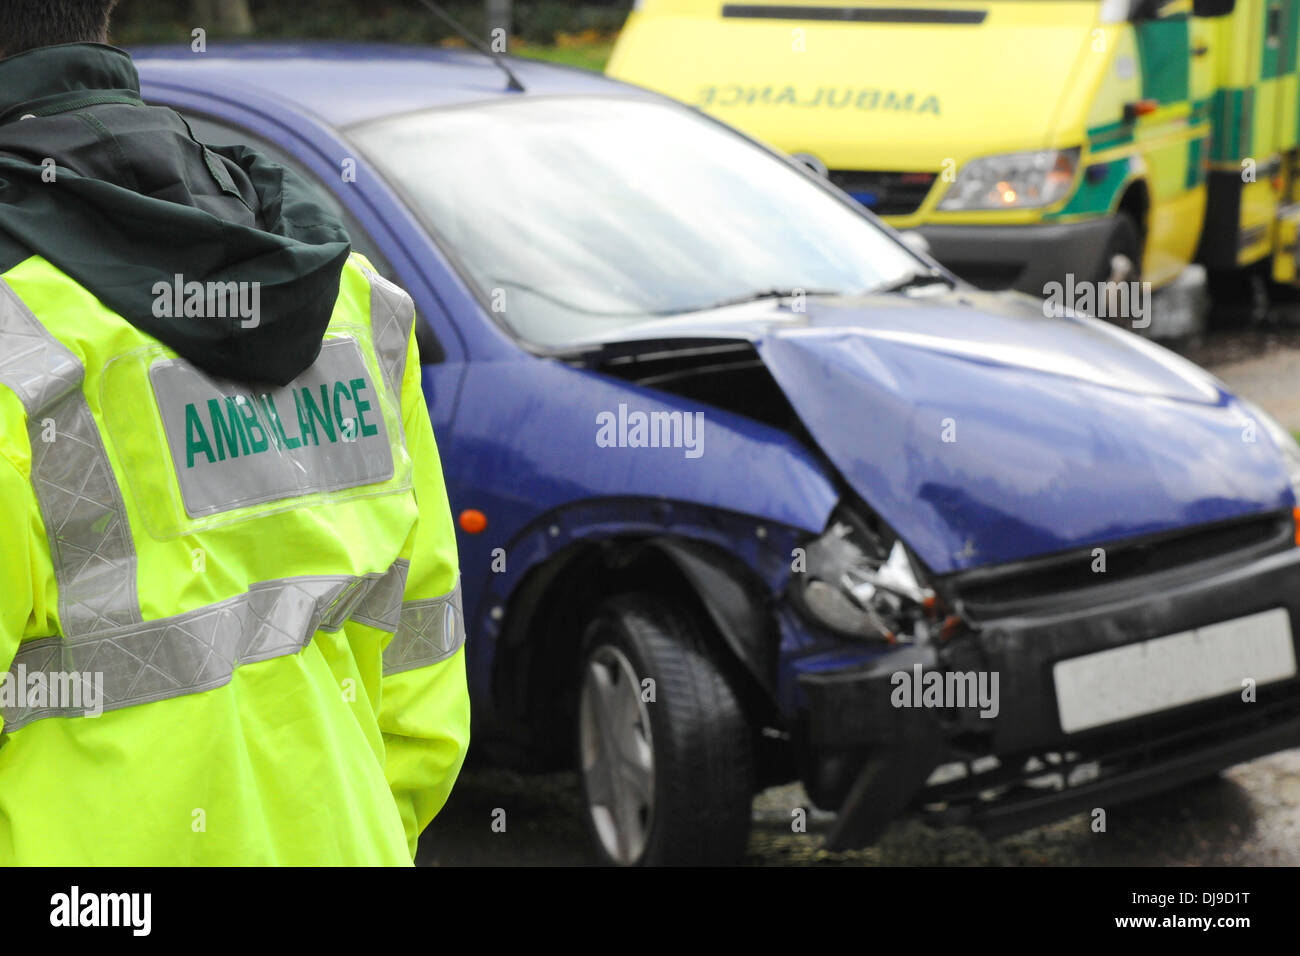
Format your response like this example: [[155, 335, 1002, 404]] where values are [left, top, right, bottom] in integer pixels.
[[0, 44, 351, 385]]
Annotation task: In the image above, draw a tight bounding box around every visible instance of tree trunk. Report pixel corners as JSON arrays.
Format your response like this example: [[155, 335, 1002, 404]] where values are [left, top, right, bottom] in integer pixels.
[[486, 0, 512, 38], [193, 0, 255, 36]]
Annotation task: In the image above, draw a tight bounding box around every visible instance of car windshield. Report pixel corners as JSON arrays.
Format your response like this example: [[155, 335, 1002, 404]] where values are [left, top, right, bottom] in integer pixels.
[[350, 96, 923, 348]]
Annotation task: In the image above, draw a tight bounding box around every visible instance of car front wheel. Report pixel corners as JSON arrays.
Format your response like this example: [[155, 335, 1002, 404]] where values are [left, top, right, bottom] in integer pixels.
[[577, 595, 755, 866]]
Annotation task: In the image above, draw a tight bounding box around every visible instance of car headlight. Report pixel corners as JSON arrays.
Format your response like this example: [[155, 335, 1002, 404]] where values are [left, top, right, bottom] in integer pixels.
[[1238, 399, 1300, 503], [937, 148, 1080, 211], [791, 512, 935, 642]]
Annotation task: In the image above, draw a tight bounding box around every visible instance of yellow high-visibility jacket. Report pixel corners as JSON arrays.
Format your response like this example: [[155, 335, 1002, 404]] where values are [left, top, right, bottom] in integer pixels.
[[0, 252, 469, 865]]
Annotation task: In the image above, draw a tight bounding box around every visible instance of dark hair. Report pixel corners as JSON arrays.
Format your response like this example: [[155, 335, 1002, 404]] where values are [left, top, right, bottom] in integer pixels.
[[0, 0, 120, 58]]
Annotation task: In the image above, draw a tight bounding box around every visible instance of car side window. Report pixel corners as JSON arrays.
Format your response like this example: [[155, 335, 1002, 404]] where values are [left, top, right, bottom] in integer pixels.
[[179, 113, 446, 364]]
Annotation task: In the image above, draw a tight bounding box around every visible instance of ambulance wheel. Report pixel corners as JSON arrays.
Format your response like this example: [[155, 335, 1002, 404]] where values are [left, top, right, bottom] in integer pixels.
[[1207, 266, 1268, 329], [1098, 212, 1143, 287], [576, 595, 754, 866]]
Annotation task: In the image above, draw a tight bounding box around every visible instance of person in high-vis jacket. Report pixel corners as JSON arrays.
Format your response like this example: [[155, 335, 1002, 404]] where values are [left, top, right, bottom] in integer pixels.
[[0, 2, 469, 865]]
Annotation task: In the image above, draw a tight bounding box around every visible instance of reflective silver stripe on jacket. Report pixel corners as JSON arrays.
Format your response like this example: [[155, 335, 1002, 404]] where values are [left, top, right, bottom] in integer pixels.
[[360, 265, 416, 397], [0, 280, 140, 634], [351, 559, 409, 632], [383, 578, 465, 677], [0, 564, 420, 732]]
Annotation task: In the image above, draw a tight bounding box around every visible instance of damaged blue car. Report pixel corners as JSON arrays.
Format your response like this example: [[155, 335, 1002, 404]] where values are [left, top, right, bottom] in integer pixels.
[[137, 43, 1300, 866]]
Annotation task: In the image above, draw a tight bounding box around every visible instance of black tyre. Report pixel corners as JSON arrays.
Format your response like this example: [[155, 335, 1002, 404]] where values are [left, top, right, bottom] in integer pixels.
[[576, 594, 755, 866], [1095, 211, 1143, 287], [1206, 264, 1269, 329]]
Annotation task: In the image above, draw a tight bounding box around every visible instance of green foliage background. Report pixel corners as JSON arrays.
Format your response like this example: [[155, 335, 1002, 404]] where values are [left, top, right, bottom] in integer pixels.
[[112, 1, 631, 47]]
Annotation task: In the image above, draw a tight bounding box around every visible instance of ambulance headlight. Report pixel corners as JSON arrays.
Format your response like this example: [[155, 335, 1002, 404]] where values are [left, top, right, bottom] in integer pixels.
[[938, 148, 1080, 211]]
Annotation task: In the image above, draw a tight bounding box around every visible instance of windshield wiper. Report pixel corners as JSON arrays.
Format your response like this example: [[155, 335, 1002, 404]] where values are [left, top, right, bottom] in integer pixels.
[[874, 270, 953, 295], [673, 288, 846, 315]]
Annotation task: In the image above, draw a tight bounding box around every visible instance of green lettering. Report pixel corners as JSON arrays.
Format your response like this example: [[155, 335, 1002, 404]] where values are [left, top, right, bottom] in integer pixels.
[[236, 395, 269, 452], [207, 397, 249, 461], [333, 380, 353, 435], [255, 395, 281, 449], [303, 385, 335, 443], [854, 88, 879, 110], [260, 393, 299, 449], [294, 390, 317, 447], [883, 91, 914, 112], [349, 378, 379, 438], [184, 402, 216, 468]]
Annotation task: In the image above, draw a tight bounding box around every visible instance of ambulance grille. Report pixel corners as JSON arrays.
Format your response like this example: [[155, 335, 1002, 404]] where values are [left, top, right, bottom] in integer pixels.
[[828, 169, 937, 216]]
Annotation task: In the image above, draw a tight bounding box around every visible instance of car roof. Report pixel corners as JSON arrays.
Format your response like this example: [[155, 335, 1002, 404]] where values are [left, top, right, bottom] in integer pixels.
[[132, 41, 641, 128]]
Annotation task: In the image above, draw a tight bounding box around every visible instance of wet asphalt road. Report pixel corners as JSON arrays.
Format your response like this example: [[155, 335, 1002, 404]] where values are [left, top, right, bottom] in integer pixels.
[[419, 309, 1300, 867], [418, 752, 1300, 866]]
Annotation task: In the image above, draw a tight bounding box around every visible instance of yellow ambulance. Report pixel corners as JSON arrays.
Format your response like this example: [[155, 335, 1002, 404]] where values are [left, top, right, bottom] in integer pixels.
[[608, 0, 1300, 304]]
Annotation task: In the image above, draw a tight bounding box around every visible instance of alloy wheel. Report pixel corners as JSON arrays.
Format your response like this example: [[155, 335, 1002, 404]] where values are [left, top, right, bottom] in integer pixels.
[[579, 644, 656, 864]]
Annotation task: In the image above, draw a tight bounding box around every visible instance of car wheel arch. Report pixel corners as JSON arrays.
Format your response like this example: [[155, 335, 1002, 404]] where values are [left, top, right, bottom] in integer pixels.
[[484, 528, 785, 769]]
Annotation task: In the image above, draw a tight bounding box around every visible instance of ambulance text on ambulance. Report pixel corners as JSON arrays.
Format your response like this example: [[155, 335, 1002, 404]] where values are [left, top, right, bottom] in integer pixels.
[[696, 86, 940, 114]]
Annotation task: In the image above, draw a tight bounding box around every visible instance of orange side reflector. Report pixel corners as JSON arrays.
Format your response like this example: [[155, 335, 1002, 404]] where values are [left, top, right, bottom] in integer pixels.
[[459, 509, 488, 534], [1134, 99, 1159, 117], [1293, 507, 1300, 547]]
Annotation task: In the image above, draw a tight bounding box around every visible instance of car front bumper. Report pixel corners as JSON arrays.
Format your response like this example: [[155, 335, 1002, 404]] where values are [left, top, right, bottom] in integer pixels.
[[916, 219, 1119, 295], [796, 541, 1300, 851]]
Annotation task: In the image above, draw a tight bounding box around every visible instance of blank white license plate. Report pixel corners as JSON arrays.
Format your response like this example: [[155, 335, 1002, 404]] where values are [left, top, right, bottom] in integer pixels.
[[1053, 608, 1297, 734]]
